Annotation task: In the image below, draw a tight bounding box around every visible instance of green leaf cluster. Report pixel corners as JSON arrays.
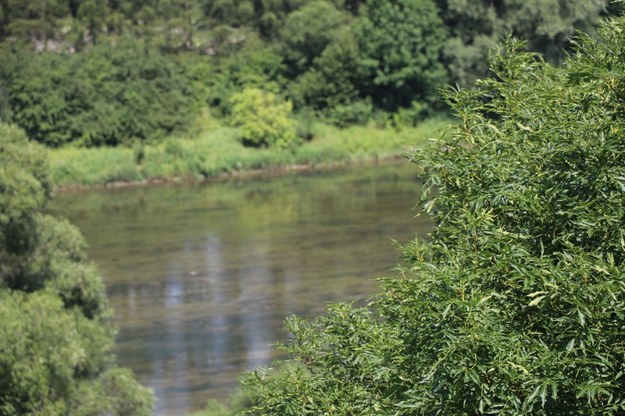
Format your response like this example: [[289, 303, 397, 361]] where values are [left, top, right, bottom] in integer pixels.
[[0, 123, 153, 414], [238, 16, 625, 415]]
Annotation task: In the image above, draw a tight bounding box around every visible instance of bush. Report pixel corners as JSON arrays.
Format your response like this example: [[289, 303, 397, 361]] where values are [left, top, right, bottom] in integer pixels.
[[326, 99, 373, 127], [230, 88, 298, 149], [0, 123, 153, 414], [238, 17, 625, 415]]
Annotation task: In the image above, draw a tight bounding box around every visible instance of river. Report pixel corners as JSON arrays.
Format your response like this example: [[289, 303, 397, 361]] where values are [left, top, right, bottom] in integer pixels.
[[49, 161, 432, 415]]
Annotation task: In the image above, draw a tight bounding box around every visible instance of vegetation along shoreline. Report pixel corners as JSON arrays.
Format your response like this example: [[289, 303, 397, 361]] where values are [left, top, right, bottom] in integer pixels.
[[50, 119, 450, 191]]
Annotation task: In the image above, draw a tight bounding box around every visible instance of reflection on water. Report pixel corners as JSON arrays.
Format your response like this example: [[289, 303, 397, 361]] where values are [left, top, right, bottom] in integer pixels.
[[49, 162, 432, 415]]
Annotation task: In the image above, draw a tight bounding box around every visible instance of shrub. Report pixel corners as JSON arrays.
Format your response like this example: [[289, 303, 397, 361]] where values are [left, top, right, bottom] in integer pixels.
[[238, 17, 625, 415], [326, 99, 373, 127], [230, 88, 298, 149]]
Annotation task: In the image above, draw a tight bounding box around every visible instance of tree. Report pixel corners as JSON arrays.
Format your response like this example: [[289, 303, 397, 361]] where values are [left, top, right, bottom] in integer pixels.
[[239, 16, 625, 415], [0, 0, 68, 46], [289, 26, 366, 112], [279, 1, 348, 77], [0, 123, 153, 415], [355, 0, 448, 110], [436, 0, 610, 87], [157, 0, 200, 50], [200, 0, 307, 39], [76, 0, 109, 44]]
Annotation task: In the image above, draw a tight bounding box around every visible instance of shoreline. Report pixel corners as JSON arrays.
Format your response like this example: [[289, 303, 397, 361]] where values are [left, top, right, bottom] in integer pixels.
[[49, 118, 452, 193], [53, 154, 408, 193]]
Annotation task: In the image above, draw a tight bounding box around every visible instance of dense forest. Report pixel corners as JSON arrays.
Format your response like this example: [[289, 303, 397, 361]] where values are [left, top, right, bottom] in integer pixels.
[[0, 0, 620, 148]]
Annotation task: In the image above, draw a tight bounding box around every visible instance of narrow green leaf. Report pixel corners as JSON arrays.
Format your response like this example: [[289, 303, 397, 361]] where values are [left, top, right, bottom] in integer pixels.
[[528, 295, 546, 307]]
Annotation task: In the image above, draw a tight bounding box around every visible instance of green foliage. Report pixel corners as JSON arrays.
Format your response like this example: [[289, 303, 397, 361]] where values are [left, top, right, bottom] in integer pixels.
[[0, 123, 51, 224], [0, 0, 619, 146], [326, 99, 373, 127], [205, 44, 286, 117], [0, 291, 152, 416], [356, 0, 449, 110], [0, 37, 195, 146], [279, 1, 348, 76], [201, 0, 307, 39], [289, 26, 367, 115], [437, 0, 610, 87], [49, 119, 450, 186], [239, 17, 625, 415], [230, 88, 298, 149], [0, 123, 153, 414], [190, 390, 256, 416]]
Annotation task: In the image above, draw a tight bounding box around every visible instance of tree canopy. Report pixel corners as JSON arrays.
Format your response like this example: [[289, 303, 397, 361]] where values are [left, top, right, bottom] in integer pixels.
[[437, 0, 612, 86], [0, 0, 619, 148], [238, 15, 625, 415], [0, 123, 153, 415]]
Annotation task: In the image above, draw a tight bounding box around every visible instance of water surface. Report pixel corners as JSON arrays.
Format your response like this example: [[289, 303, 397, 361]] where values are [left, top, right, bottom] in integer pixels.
[[50, 162, 432, 415]]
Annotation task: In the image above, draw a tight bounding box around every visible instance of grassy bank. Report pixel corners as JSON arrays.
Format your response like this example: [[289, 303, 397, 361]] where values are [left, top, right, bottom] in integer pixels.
[[49, 117, 450, 189]]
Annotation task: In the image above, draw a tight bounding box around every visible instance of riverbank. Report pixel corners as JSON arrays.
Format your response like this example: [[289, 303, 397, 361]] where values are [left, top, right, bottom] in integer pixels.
[[49, 118, 450, 191]]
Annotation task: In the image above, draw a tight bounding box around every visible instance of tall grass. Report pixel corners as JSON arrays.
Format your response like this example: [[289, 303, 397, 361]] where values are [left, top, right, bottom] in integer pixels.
[[49, 117, 451, 188]]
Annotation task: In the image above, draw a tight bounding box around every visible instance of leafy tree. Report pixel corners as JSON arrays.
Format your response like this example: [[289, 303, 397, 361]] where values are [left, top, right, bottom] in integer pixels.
[[230, 88, 297, 148], [239, 16, 625, 415], [279, 1, 348, 77], [75, 0, 110, 45], [436, 0, 610, 87], [0, 0, 68, 46], [289, 26, 366, 112], [157, 0, 200, 50], [0, 123, 153, 415], [200, 0, 307, 38], [355, 0, 448, 110], [251, 0, 308, 39], [331, 0, 365, 14], [200, 0, 255, 28]]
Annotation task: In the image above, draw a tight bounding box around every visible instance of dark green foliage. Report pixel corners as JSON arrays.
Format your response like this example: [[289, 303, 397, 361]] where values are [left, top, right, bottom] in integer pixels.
[[0, 0, 68, 45], [239, 16, 625, 415], [201, 0, 307, 39], [289, 26, 367, 113], [326, 99, 372, 127], [355, 0, 448, 110], [0, 123, 153, 414], [205, 43, 286, 117], [437, 0, 610, 87], [279, 1, 347, 76], [0, 38, 194, 146]]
